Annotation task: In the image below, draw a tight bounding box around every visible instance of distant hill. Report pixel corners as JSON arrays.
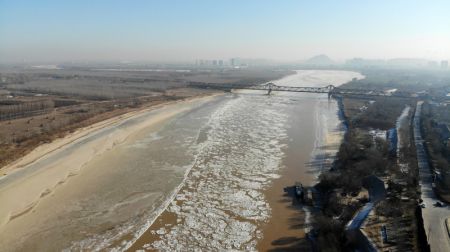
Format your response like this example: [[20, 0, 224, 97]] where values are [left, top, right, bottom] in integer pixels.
[[305, 54, 334, 65]]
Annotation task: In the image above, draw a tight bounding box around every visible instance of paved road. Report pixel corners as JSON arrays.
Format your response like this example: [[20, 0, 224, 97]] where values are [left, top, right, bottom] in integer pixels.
[[414, 101, 450, 252]]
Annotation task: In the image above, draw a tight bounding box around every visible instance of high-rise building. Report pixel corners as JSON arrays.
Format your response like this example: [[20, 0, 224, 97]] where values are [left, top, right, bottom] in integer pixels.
[[441, 60, 449, 69], [230, 58, 240, 67]]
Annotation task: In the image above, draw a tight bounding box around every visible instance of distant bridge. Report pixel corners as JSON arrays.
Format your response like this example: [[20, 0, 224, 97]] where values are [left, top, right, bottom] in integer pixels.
[[189, 82, 416, 98]]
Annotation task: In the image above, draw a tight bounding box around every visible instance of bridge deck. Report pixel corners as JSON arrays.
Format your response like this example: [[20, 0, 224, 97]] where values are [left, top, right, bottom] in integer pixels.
[[189, 82, 417, 98]]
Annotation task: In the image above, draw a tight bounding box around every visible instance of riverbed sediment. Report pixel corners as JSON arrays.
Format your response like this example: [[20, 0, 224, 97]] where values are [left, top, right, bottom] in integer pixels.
[[0, 95, 219, 251], [0, 70, 364, 252]]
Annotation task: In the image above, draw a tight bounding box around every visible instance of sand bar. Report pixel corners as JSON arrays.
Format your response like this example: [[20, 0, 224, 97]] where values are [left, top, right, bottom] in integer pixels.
[[0, 94, 217, 250]]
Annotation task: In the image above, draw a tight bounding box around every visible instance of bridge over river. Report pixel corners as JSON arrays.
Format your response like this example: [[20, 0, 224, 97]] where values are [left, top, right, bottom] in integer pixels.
[[189, 82, 417, 98]]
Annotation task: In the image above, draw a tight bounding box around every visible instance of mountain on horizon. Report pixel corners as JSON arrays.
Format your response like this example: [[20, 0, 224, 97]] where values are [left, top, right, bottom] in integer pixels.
[[305, 54, 334, 65]]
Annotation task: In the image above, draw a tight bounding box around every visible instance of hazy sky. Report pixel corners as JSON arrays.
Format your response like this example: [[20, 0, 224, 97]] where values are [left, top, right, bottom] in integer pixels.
[[1, 0, 449, 63]]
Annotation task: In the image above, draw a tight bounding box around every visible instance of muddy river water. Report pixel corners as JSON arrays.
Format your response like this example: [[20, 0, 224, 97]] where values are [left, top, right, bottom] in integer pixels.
[[0, 70, 363, 251]]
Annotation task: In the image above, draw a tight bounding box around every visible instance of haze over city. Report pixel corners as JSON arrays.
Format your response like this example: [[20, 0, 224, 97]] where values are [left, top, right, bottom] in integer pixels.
[[1, 1, 450, 252], [1, 0, 450, 63]]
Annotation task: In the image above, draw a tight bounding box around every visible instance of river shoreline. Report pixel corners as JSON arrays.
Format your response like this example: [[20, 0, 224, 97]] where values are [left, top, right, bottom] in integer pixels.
[[0, 70, 363, 251], [126, 70, 363, 251], [0, 94, 220, 251], [257, 70, 363, 251]]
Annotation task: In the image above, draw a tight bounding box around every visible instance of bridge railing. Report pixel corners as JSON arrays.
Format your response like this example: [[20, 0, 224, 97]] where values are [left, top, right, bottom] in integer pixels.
[[188, 82, 419, 98]]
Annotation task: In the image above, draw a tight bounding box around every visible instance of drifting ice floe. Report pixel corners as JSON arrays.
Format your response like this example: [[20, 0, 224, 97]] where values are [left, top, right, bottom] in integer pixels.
[[148, 95, 289, 251]]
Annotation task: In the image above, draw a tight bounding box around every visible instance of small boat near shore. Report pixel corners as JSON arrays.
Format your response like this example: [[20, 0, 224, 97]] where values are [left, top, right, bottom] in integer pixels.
[[295, 182, 304, 199]]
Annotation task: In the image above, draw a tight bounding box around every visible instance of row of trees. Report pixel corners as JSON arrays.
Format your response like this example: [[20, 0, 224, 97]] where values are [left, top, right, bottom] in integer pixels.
[[312, 95, 418, 251], [0, 100, 55, 121], [421, 103, 450, 191], [349, 97, 413, 130], [0, 73, 32, 84]]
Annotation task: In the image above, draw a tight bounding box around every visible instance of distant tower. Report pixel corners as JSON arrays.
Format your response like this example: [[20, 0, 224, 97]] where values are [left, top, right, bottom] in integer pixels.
[[441, 60, 449, 69], [230, 58, 240, 67]]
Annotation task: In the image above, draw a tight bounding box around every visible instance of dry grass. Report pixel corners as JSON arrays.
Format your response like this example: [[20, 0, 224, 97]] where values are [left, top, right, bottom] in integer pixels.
[[0, 88, 215, 169], [0, 67, 291, 169]]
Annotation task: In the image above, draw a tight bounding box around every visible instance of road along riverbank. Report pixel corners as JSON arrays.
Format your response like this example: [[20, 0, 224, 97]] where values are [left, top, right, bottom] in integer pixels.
[[414, 101, 450, 252]]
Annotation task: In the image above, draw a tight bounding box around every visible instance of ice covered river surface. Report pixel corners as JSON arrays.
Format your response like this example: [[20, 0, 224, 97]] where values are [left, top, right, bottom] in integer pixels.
[[0, 70, 363, 252], [129, 70, 364, 251]]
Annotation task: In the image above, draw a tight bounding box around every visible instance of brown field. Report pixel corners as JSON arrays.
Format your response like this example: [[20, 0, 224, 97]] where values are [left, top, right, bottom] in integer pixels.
[[0, 67, 292, 170]]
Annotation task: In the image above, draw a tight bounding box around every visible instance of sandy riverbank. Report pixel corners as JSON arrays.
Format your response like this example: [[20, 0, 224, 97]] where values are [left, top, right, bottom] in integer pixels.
[[0, 94, 219, 251], [0, 70, 363, 251]]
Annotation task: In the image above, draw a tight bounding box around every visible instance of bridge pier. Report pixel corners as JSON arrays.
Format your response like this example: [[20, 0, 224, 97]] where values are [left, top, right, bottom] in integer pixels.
[[189, 83, 415, 99]]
